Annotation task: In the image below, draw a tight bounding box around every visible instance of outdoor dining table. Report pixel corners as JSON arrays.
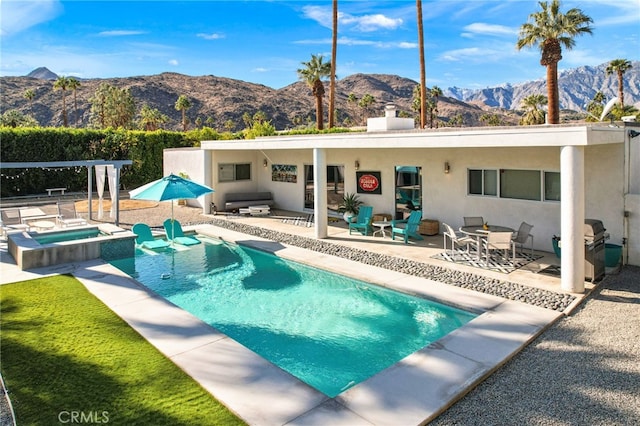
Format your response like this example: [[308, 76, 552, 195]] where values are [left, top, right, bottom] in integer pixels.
[[460, 225, 515, 260]]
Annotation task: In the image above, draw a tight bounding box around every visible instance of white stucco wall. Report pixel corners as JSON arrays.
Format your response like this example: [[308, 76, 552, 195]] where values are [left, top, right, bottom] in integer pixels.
[[164, 148, 208, 208]]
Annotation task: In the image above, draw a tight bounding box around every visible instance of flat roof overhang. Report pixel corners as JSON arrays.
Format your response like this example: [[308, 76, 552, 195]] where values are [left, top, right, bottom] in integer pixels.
[[201, 124, 625, 151]]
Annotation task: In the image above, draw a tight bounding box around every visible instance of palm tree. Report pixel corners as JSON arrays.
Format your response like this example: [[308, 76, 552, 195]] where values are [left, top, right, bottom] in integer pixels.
[[297, 54, 331, 130], [430, 86, 442, 128], [519, 94, 548, 125], [358, 94, 375, 123], [53, 76, 70, 126], [174, 95, 192, 131], [23, 89, 35, 112], [606, 59, 632, 108], [516, 0, 593, 124], [67, 77, 81, 126], [328, 0, 338, 129], [416, 0, 427, 129]]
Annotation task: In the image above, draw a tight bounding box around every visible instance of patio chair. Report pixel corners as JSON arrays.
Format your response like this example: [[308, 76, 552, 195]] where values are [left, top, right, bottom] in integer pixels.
[[132, 223, 170, 249], [442, 222, 475, 257], [483, 231, 516, 263], [163, 219, 201, 245], [463, 216, 484, 226], [391, 210, 424, 244], [512, 222, 534, 257], [57, 201, 87, 227], [1, 208, 30, 237], [348, 205, 373, 236]]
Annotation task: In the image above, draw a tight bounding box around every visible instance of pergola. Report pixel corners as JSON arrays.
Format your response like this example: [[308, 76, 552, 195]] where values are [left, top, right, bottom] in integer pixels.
[[0, 160, 133, 225]]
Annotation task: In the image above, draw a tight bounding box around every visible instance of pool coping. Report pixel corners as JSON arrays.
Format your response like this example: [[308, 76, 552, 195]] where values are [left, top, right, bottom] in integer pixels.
[[64, 224, 563, 426]]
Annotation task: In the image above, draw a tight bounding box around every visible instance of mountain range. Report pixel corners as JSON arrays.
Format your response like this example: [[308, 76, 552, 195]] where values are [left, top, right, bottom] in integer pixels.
[[1, 61, 638, 131]]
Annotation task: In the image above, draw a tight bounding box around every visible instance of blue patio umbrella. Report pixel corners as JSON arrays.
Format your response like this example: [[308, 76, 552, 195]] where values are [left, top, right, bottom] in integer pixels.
[[129, 173, 214, 236]]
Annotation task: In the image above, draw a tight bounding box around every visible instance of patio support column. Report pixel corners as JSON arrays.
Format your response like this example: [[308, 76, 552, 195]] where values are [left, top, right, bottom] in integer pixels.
[[203, 151, 213, 214], [313, 148, 328, 238], [560, 145, 585, 293], [87, 165, 93, 221], [114, 166, 121, 226]]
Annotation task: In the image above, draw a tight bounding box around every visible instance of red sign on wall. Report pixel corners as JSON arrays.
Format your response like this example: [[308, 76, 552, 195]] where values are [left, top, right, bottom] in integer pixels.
[[356, 171, 382, 194]]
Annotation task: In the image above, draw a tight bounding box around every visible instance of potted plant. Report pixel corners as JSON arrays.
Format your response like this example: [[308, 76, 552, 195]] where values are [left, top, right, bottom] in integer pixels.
[[339, 193, 363, 223]]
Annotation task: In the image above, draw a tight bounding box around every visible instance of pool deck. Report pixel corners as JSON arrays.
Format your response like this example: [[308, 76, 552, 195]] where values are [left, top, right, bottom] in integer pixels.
[[0, 217, 580, 426]]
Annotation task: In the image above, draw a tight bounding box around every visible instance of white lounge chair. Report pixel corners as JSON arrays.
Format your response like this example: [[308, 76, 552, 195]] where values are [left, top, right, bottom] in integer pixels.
[[57, 201, 87, 227], [1, 208, 30, 237]]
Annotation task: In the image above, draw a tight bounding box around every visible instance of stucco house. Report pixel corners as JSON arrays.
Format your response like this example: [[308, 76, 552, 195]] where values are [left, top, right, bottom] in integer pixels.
[[164, 111, 640, 295]]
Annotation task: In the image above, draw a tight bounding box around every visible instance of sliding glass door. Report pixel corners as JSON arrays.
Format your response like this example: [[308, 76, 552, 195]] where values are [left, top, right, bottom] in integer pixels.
[[304, 165, 345, 215], [395, 166, 422, 219]]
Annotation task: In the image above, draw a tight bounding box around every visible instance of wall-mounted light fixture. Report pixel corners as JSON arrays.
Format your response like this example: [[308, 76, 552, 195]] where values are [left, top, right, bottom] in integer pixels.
[[355, 160, 360, 171], [444, 161, 450, 174], [629, 129, 640, 139], [263, 159, 268, 168]]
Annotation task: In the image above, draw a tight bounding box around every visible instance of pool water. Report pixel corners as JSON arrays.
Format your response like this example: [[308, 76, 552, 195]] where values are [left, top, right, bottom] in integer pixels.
[[110, 237, 476, 397]]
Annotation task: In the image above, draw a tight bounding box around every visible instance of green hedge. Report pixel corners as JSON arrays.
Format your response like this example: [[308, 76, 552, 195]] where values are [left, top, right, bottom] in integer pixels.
[[0, 128, 218, 197]]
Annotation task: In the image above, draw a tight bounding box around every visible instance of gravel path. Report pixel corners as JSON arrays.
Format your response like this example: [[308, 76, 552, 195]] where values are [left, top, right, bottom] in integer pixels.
[[431, 265, 640, 425]]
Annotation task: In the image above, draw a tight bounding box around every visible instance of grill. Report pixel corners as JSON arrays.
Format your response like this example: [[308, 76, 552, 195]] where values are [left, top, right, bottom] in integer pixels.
[[584, 219, 606, 282]]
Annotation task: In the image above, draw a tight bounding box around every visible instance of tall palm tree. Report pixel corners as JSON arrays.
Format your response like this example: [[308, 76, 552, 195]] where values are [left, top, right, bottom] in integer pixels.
[[297, 54, 331, 130], [67, 77, 81, 126], [53, 76, 70, 126], [175, 95, 192, 131], [328, 0, 338, 129], [519, 94, 548, 125], [416, 0, 427, 129], [516, 0, 593, 124], [606, 59, 632, 108], [23, 89, 35, 112]]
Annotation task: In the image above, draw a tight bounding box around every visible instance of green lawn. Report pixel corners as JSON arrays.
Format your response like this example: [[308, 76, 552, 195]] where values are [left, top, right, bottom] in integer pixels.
[[0, 275, 245, 425]]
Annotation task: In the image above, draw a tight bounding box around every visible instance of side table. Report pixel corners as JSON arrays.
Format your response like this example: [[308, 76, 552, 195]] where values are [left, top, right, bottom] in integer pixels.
[[372, 221, 391, 238]]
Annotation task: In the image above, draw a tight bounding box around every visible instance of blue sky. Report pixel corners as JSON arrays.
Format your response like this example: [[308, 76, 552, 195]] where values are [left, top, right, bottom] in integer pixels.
[[1, 0, 638, 89]]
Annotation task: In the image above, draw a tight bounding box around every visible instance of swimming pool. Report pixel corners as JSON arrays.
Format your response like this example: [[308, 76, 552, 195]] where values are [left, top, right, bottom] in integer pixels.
[[110, 236, 476, 397]]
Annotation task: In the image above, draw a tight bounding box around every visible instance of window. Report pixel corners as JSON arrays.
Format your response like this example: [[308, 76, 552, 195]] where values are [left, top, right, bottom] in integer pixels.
[[500, 169, 541, 201], [468, 169, 497, 196], [219, 163, 251, 182], [544, 171, 561, 201], [468, 168, 560, 202]]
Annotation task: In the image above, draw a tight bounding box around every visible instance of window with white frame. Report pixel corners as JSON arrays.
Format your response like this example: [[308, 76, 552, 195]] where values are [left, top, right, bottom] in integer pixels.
[[468, 169, 497, 196], [468, 168, 560, 202], [219, 163, 251, 182]]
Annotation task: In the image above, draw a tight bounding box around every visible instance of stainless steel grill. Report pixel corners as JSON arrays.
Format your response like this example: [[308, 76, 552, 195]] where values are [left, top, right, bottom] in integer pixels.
[[584, 219, 606, 282]]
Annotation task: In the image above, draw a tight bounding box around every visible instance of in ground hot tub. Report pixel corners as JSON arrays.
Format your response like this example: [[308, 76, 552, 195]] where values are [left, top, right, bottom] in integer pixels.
[[7, 225, 136, 270]]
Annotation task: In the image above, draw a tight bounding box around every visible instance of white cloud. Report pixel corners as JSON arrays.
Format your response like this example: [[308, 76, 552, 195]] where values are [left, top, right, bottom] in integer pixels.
[[462, 23, 517, 37], [294, 36, 415, 49], [302, 5, 402, 32], [0, 0, 62, 36], [253, 67, 269, 73], [169, 59, 179, 66], [197, 33, 225, 40], [98, 30, 147, 37], [439, 43, 521, 63]]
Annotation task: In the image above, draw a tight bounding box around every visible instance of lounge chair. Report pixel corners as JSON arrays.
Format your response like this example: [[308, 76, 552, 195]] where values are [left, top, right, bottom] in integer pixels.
[[442, 222, 475, 258], [163, 219, 200, 245], [57, 201, 87, 227], [463, 216, 484, 226], [1, 208, 30, 237], [348, 205, 373, 236], [132, 223, 170, 249], [391, 210, 424, 244], [512, 221, 534, 257]]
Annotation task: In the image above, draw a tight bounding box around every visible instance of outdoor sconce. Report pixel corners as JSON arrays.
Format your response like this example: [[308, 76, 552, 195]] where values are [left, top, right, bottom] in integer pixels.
[[444, 161, 450, 174], [355, 160, 360, 171], [263, 159, 268, 168], [629, 129, 640, 139]]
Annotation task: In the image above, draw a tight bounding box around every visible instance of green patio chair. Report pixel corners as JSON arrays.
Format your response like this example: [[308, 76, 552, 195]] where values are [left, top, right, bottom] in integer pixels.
[[348, 205, 373, 236], [163, 219, 201, 245], [132, 223, 170, 249], [391, 210, 424, 244]]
